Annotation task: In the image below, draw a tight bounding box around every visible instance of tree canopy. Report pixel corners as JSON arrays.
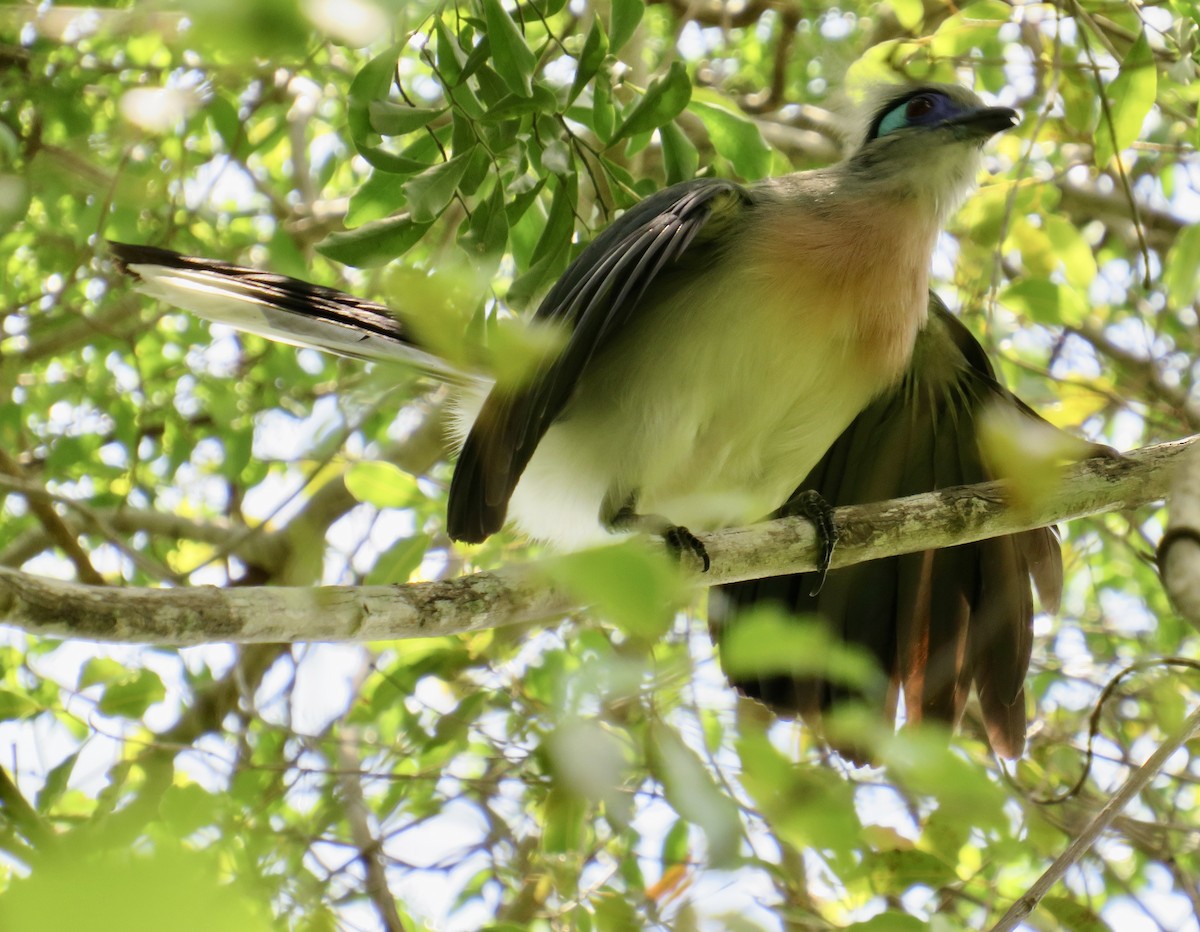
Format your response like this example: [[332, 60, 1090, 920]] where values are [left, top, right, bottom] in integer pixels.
[[1, 1, 1199, 929]]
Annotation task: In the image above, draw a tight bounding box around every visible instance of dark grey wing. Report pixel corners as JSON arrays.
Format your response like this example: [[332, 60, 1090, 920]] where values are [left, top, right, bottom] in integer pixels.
[[448, 177, 750, 543], [109, 242, 459, 379], [712, 294, 1062, 760]]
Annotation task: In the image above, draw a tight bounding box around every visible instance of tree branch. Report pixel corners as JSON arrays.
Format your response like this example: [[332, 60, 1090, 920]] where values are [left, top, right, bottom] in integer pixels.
[[993, 701, 1200, 931], [1160, 440, 1200, 627], [0, 438, 1191, 645]]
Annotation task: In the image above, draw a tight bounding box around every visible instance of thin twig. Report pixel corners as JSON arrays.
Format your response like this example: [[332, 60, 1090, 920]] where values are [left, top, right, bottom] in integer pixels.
[[992, 703, 1200, 930]]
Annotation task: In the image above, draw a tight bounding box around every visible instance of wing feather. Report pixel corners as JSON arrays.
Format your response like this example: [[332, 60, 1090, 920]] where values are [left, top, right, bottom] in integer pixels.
[[713, 294, 1065, 759], [448, 178, 749, 542]]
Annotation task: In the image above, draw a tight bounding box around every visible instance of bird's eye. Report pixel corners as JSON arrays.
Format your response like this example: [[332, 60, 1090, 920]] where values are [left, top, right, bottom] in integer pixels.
[[906, 95, 936, 119]]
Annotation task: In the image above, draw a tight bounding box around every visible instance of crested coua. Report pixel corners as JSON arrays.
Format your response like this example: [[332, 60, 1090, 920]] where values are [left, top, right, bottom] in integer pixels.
[[111, 82, 1061, 757]]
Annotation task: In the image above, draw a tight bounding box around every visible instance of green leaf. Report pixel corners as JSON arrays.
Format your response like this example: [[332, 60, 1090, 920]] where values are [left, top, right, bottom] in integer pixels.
[[344, 461, 421, 509], [348, 43, 402, 158], [36, 752, 79, 812], [161, 784, 220, 837], [1094, 30, 1156, 167], [537, 541, 686, 640], [0, 688, 40, 721], [863, 849, 957, 892], [80, 657, 128, 688], [317, 214, 433, 267], [845, 913, 928, 932], [881, 728, 1008, 829], [736, 730, 863, 853], [718, 608, 884, 693], [481, 0, 539, 97], [1041, 895, 1110, 932], [689, 94, 772, 179], [890, 0, 925, 30], [368, 102, 445, 137], [206, 92, 241, 152], [461, 181, 511, 263], [366, 533, 431, 585], [98, 668, 166, 718], [613, 61, 691, 142], [1165, 222, 1200, 308], [647, 722, 741, 866], [434, 16, 467, 85], [508, 176, 577, 307], [403, 151, 473, 222], [660, 120, 698, 185], [661, 819, 690, 866], [345, 170, 409, 226], [569, 18, 608, 104], [999, 278, 1087, 326], [592, 72, 615, 142], [609, 0, 644, 53], [1043, 215, 1098, 289], [542, 786, 587, 854]]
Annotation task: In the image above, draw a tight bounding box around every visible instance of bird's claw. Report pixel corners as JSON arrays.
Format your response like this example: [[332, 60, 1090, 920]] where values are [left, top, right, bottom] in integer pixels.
[[663, 525, 710, 573], [787, 489, 838, 596]]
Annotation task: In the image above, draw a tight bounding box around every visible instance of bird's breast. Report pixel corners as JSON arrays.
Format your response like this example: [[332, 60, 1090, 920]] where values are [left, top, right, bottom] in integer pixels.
[[741, 195, 938, 380], [500, 195, 941, 547]]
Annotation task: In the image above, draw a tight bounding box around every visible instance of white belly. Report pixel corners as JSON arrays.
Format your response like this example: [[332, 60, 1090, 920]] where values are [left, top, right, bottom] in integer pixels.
[[480, 262, 916, 549]]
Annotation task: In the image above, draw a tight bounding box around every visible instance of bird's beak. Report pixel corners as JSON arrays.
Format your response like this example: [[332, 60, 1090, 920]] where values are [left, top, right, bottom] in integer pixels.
[[944, 106, 1020, 138]]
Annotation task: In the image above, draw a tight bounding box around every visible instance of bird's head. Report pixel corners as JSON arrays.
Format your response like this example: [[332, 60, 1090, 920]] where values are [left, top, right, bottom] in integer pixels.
[[846, 83, 1019, 219]]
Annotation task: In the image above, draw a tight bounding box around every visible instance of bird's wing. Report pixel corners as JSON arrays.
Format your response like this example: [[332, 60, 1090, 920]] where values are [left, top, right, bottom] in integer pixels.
[[448, 177, 750, 543], [109, 242, 463, 381], [712, 294, 1063, 760]]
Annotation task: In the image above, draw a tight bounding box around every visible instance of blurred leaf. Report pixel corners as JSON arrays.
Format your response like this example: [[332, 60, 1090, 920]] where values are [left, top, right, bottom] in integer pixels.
[[1095, 30, 1156, 167], [736, 729, 863, 853], [537, 541, 687, 640], [647, 721, 741, 866], [0, 837, 271, 932], [0, 688, 40, 721], [846, 913, 928, 931], [609, 0, 644, 52], [80, 657, 128, 688], [97, 668, 166, 718], [36, 751, 79, 812], [542, 786, 587, 854], [890, 0, 925, 30], [1165, 222, 1200, 308], [344, 461, 421, 508], [161, 783, 220, 837], [661, 818, 690, 867], [719, 608, 883, 693], [1041, 896, 1110, 931], [366, 533, 431, 585], [881, 729, 1007, 828], [1000, 278, 1087, 326], [1043, 215, 1098, 289]]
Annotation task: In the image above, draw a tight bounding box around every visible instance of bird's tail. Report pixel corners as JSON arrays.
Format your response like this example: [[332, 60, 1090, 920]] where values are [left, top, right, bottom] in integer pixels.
[[108, 242, 469, 384]]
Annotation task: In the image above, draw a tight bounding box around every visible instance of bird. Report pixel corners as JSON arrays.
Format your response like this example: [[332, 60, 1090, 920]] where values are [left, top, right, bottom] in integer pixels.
[[110, 81, 1063, 757]]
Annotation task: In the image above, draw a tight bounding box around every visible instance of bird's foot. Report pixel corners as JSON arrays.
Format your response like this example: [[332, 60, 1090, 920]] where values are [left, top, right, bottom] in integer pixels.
[[605, 495, 710, 573], [784, 489, 838, 596], [662, 524, 710, 573]]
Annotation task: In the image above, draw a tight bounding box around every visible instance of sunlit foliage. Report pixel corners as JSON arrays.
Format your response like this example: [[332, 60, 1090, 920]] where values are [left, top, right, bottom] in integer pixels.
[[1, 1, 1198, 928]]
